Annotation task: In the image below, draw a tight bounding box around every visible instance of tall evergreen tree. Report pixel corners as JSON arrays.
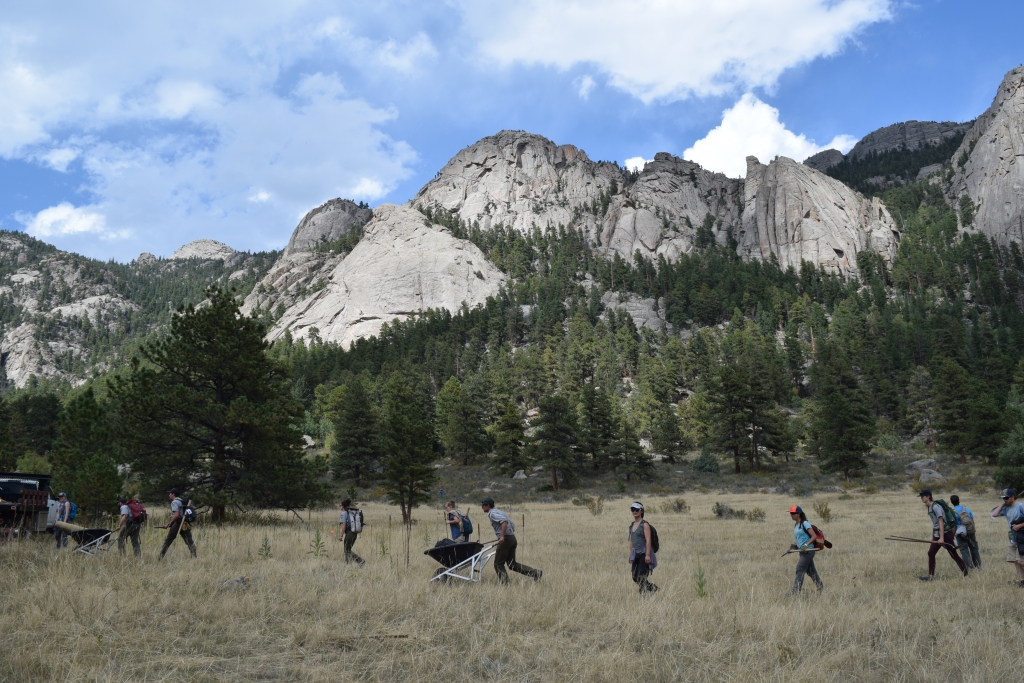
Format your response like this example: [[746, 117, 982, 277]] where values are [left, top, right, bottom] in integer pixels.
[[378, 371, 438, 523], [611, 418, 653, 481], [0, 397, 15, 471], [904, 365, 935, 446], [109, 287, 329, 521], [526, 394, 579, 490], [995, 424, 1024, 495], [326, 377, 378, 486], [932, 357, 971, 462], [649, 403, 689, 464], [435, 377, 488, 465], [489, 401, 526, 473], [807, 343, 875, 478], [50, 388, 122, 522], [576, 384, 616, 470]]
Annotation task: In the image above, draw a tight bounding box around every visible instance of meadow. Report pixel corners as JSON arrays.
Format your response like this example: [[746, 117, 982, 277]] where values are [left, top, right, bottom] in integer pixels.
[[3, 490, 1023, 682]]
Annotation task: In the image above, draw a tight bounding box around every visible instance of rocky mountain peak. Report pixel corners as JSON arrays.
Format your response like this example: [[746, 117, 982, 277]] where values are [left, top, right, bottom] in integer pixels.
[[802, 149, 845, 173], [948, 66, 1024, 243], [171, 239, 236, 261], [847, 119, 974, 160], [283, 198, 373, 257]]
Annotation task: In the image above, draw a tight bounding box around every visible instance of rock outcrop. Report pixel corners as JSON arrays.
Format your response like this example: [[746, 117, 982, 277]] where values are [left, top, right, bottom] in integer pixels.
[[412, 131, 742, 263], [262, 204, 506, 348], [171, 239, 235, 261], [847, 120, 974, 160], [803, 149, 845, 173], [283, 199, 373, 257], [947, 66, 1024, 244], [739, 156, 899, 276]]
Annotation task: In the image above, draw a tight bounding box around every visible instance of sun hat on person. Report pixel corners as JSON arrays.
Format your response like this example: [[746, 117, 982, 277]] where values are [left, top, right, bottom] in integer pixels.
[[630, 502, 644, 511]]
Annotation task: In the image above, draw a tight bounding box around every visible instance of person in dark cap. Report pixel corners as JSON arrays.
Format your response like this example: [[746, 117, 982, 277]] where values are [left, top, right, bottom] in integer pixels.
[[481, 497, 541, 584], [627, 502, 658, 593], [115, 497, 142, 556], [158, 488, 196, 560], [919, 489, 968, 581], [54, 492, 71, 549], [990, 488, 1024, 586], [787, 505, 824, 594]]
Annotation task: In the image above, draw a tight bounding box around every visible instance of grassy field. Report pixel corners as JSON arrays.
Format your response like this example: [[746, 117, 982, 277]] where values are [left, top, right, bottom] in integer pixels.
[[3, 490, 1023, 682]]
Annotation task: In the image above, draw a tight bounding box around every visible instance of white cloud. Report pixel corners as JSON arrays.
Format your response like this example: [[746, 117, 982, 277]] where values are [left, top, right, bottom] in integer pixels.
[[576, 75, 595, 99], [684, 94, 857, 178], [624, 156, 651, 173], [21, 203, 126, 240], [0, 3, 420, 259], [461, 0, 892, 102]]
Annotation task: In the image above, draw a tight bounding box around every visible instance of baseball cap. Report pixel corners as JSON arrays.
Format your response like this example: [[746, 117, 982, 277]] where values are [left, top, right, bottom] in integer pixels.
[[789, 505, 803, 515], [629, 502, 644, 511], [481, 497, 495, 507], [1001, 488, 1016, 499], [58, 492, 67, 497], [919, 489, 932, 498], [168, 488, 181, 496]]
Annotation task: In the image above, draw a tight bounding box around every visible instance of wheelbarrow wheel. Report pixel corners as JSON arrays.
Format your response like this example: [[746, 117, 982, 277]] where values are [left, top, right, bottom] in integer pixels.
[[433, 567, 452, 584]]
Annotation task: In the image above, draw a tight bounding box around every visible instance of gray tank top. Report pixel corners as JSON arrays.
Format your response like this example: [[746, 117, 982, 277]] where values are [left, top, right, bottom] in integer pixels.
[[630, 520, 648, 553]]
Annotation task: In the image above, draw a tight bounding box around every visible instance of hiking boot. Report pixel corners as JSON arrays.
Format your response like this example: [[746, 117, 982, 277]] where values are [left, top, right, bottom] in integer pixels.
[[918, 575, 933, 582]]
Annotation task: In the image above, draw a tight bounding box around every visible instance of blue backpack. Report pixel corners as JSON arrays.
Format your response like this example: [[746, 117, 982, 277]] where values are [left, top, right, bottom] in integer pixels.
[[461, 513, 473, 536], [67, 501, 78, 522]]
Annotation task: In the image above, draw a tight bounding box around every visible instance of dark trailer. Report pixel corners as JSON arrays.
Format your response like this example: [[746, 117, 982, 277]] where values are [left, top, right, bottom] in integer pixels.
[[0, 472, 57, 534]]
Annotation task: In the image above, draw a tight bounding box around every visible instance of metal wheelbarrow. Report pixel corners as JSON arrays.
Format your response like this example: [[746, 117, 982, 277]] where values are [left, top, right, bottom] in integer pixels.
[[69, 528, 115, 556], [424, 539, 496, 583]]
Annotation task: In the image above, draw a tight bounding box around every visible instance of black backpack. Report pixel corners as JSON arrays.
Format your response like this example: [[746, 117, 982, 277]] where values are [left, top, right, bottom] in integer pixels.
[[182, 500, 198, 525], [630, 520, 659, 553]]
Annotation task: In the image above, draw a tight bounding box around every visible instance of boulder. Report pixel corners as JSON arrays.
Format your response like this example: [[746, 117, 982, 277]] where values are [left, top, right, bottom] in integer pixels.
[[918, 469, 945, 484], [283, 198, 373, 257], [947, 66, 1024, 245], [512, 470, 527, 480], [739, 156, 899, 277], [905, 459, 938, 476], [264, 204, 506, 348]]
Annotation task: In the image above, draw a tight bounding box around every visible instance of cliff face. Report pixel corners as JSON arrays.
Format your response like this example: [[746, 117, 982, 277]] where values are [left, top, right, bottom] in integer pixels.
[[740, 156, 899, 276], [947, 66, 1024, 244], [261, 204, 506, 348], [847, 120, 974, 160], [283, 199, 372, 257]]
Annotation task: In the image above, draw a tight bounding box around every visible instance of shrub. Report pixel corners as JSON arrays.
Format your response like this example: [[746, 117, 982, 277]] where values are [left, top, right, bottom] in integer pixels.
[[812, 500, 832, 523], [693, 450, 720, 475], [876, 434, 902, 451], [745, 508, 766, 523], [571, 495, 605, 515], [661, 498, 690, 514], [712, 502, 745, 519]]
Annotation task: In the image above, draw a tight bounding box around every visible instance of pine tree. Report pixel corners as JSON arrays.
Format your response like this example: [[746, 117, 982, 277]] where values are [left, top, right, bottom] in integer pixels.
[[995, 424, 1024, 495], [489, 402, 526, 473], [932, 357, 971, 462], [576, 384, 616, 470], [0, 397, 15, 471], [50, 388, 122, 522], [807, 342, 875, 478], [109, 287, 329, 521], [611, 418, 653, 481], [904, 365, 935, 446], [435, 377, 488, 465], [525, 394, 578, 490], [378, 371, 438, 523], [650, 403, 690, 463], [326, 377, 378, 486]]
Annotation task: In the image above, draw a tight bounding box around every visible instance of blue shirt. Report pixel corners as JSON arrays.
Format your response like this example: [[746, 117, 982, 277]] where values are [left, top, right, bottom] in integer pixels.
[[953, 505, 973, 523], [995, 501, 1024, 531], [794, 520, 813, 547]]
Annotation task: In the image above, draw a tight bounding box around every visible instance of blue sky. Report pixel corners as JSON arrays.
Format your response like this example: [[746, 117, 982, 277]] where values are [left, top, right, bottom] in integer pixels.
[[1, 1, 1021, 261]]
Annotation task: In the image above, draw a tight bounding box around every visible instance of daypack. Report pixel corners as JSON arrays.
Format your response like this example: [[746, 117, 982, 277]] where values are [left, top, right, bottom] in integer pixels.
[[460, 513, 473, 536], [934, 500, 959, 535], [346, 509, 363, 533], [802, 521, 833, 550], [127, 499, 147, 523], [182, 501, 198, 525], [957, 508, 976, 534], [67, 501, 78, 522]]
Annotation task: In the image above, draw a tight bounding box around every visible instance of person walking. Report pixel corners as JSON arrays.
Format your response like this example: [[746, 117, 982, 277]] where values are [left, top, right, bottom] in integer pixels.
[[53, 492, 71, 549], [627, 502, 658, 593], [951, 494, 981, 570], [115, 497, 142, 557], [445, 500, 468, 542], [919, 489, 968, 581], [787, 505, 824, 594], [339, 499, 365, 566], [158, 489, 196, 560], [990, 488, 1024, 587], [481, 497, 542, 584]]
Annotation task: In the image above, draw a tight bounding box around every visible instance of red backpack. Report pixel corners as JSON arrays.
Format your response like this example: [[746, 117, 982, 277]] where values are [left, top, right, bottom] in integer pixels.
[[808, 523, 833, 550], [127, 500, 148, 523]]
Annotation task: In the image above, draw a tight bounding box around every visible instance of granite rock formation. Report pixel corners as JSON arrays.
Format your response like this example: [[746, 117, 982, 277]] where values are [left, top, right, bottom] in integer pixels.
[[260, 204, 506, 348], [171, 239, 236, 261], [947, 66, 1024, 244], [739, 156, 899, 276], [847, 120, 974, 160], [283, 198, 373, 257], [802, 149, 845, 173]]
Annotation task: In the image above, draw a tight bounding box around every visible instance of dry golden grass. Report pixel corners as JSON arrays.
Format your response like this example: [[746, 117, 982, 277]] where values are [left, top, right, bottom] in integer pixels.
[[3, 490, 1024, 682]]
